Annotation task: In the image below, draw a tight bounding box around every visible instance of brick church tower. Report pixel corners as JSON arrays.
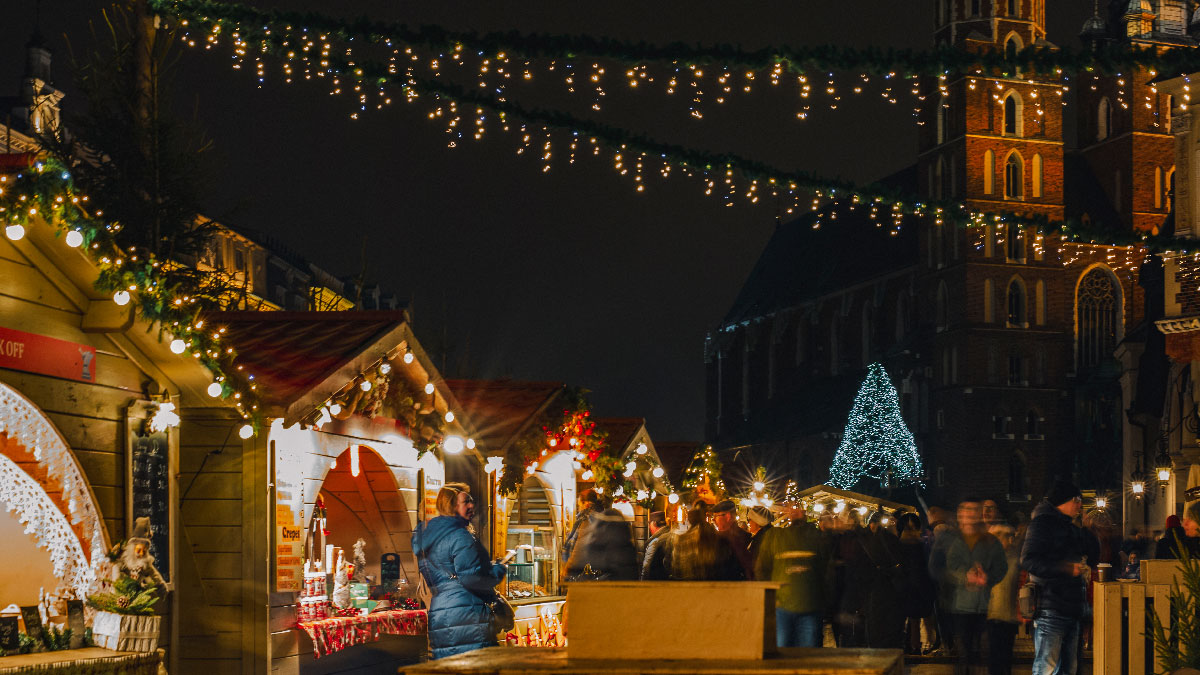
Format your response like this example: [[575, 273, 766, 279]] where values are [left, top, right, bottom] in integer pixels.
[[1076, 0, 1184, 233], [914, 0, 1143, 506]]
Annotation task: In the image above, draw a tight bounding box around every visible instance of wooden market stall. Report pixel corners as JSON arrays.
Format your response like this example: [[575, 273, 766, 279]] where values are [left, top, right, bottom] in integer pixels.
[[195, 311, 483, 675], [445, 380, 574, 645], [790, 485, 917, 524], [0, 173, 217, 673]]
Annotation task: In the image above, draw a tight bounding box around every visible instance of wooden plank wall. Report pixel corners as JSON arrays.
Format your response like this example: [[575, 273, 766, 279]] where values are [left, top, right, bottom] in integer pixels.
[[0, 234, 145, 544], [177, 408, 267, 675], [270, 439, 425, 675]]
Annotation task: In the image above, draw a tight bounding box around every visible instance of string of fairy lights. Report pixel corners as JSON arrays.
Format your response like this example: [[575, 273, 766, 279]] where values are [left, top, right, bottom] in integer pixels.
[[140, 0, 1200, 256], [0, 159, 264, 435]]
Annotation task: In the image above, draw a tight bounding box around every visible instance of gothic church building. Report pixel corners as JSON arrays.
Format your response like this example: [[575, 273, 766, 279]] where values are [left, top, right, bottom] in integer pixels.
[[706, 0, 1186, 510]]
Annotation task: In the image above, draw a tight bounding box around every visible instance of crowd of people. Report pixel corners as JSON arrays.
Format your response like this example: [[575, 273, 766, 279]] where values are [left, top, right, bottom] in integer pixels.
[[415, 480, 1200, 671]]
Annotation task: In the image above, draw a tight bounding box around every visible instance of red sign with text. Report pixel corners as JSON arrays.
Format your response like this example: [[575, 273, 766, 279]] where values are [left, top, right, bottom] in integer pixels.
[[0, 326, 97, 382]]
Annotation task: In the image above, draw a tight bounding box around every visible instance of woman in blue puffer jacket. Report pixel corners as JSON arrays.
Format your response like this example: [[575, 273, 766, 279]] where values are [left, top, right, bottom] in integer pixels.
[[412, 482, 506, 659]]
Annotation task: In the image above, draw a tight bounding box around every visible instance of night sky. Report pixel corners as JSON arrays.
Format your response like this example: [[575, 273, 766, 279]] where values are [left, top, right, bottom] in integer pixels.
[[1, 2, 1091, 441]]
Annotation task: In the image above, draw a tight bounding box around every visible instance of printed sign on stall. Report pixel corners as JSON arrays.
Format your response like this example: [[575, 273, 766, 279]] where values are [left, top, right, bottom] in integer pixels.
[[274, 440, 305, 592], [0, 326, 96, 382]]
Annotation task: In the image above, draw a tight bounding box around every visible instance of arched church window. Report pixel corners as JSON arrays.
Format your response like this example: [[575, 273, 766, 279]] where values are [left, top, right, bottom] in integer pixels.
[[1032, 154, 1043, 198], [1097, 97, 1112, 140], [1004, 92, 1022, 136], [1005, 152, 1023, 199], [1008, 0, 1019, 18], [1006, 223, 1024, 260], [936, 282, 949, 332], [1077, 268, 1121, 369], [984, 150, 995, 195], [1007, 279, 1026, 326]]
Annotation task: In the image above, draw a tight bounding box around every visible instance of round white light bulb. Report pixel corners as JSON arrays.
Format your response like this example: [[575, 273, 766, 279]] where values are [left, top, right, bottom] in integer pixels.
[[466, 438, 476, 449], [379, 362, 391, 374], [65, 230, 84, 248], [238, 424, 254, 439], [667, 493, 679, 504], [329, 403, 342, 415], [753, 481, 765, 492], [207, 382, 223, 397], [443, 435, 465, 454], [652, 467, 664, 478], [359, 380, 372, 392], [169, 339, 186, 354], [445, 411, 455, 423], [424, 382, 435, 395], [5, 224, 25, 241], [113, 290, 131, 306], [403, 352, 415, 364]]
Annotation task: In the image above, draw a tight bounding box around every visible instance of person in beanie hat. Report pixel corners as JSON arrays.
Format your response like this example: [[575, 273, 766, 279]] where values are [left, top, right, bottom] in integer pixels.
[[746, 506, 775, 563], [1020, 479, 1088, 674], [710, 499, 754, 579]]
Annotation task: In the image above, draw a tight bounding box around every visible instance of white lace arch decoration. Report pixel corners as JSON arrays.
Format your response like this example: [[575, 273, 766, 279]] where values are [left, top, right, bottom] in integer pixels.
[[0, 453, 93, 599], [0, 383, 109, 592]]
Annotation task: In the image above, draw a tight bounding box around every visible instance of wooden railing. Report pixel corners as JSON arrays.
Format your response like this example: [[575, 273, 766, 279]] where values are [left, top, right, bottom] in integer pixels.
[[1092, 559, 1181, 675]]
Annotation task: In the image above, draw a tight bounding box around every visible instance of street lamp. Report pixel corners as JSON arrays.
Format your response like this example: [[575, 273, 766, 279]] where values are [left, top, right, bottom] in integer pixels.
[[1155, 435, 1172, 490]]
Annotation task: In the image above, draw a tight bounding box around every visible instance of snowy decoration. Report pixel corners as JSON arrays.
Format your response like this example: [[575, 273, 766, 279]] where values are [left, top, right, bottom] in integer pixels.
[[827, 363, 924, 491], [0, 383, 109, 579], [0, 453, 93, 599]]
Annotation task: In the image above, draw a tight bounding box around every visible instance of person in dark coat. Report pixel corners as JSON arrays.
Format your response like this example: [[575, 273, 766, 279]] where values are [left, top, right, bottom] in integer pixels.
[[895, 512, 934, 655], [935, 499, 1008, 675], [640, 511, 671, 580], [562, 489, 604, 570], [671, 507, 743, 580], [711, 499, 754, 579], [746, 505, 775, 564], [565, 508, 638, 581], [837, 515, 906, 649], [412, 483, 506, 659], [1020, 480, 1088, 675], [1154, 513, 1200, 559]]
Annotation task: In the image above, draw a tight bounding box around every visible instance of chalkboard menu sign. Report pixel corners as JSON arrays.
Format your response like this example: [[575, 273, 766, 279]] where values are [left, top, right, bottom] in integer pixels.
[[380, 553, 400, 585], [0, 616, 18, 651], [130, 429, 171, 583]]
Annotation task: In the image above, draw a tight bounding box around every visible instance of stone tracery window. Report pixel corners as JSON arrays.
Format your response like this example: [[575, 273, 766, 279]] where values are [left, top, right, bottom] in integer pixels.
[[1077, 268, 1120, 369]]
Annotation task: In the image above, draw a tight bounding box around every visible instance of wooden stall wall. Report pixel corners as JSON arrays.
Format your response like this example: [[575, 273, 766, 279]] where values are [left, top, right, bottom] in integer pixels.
[[0, 233, 138, 544], [177, 408, 268, 675]]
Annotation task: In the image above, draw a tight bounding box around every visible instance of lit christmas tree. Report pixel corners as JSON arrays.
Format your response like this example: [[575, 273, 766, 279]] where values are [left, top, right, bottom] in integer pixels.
[[827, 362, 924, 491]]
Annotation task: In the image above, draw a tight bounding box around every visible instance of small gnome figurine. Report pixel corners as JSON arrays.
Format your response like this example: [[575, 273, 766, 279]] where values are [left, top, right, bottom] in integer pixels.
[[115, 517, 166, 589], [331, 551, 351, 609]]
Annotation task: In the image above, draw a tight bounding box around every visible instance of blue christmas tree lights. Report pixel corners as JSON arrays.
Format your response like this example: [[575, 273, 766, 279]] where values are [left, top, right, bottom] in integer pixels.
[[827, 362, 924, 491]]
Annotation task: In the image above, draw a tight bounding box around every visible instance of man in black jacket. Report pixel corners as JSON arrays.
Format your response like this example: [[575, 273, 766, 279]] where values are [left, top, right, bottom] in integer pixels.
[[640, 511, 671, 580], [1020, 480, 1088, 675]]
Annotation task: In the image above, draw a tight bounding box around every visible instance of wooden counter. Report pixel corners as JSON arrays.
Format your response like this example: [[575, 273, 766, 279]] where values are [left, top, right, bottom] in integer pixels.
[[400, 646, 904, 674], [0, 647, 161, 674]]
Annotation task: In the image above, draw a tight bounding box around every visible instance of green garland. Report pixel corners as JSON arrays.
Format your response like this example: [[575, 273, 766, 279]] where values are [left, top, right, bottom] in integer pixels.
[[1, 159, 265, 431], [150, 0, 1200, 77]]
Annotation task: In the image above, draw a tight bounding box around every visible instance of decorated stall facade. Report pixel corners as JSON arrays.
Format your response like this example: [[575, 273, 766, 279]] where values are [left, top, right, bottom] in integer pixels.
[[0, 178, 192, 671], [190, 311, 481, 675]]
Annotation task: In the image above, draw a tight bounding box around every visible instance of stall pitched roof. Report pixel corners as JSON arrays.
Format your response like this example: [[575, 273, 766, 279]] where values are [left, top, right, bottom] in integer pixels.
[[652, 442, 702, 487], [211, 310, 411, 423], [444, 379, 564, 454], [595, 417, 645, 455]]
